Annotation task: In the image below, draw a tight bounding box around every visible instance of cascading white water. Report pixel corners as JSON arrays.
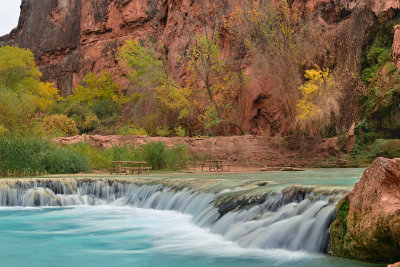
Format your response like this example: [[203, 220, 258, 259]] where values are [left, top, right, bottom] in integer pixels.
[[0, 179, 341, 254]]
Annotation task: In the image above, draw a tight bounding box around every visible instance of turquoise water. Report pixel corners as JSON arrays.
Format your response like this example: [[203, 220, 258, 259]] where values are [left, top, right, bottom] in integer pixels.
[[186, 168, 366, 189], [0, 169, 382, 267], [0, 205, 377, 267]]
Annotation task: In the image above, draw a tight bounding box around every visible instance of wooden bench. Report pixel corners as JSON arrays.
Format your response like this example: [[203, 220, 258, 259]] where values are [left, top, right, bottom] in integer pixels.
[[110, 161, 151, 175], [108, 167, 126, 175], [202, 160, 230, 172], [124, 166, 152, 175]]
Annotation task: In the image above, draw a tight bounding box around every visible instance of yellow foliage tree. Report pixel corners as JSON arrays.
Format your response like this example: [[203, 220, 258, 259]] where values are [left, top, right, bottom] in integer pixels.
[[296, 68, 341, 135], [0, 46, 62, 135], [69, 71, 127, 107], [0, 46, 60, 111]]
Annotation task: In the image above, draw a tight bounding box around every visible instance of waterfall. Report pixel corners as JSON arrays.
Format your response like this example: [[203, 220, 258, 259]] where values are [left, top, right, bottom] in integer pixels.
[[0, 179, 342, 254]]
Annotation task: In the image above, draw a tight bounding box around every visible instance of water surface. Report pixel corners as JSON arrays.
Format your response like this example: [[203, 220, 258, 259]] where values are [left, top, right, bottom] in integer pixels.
[[0, 205, 377, 267], [0, 169, 379, 267]]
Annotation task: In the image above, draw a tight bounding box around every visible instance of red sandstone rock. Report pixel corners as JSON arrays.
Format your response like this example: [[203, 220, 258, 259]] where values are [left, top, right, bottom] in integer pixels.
[[330, 157, 400, 263], [294, 0, 399, 15], [389, 262, 400, 267], [393, 25, 400, 69], [316, 137, 340, 155]]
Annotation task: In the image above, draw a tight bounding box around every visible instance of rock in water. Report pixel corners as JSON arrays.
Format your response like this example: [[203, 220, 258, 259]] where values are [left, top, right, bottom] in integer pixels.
[[330, 157, 400, 263]]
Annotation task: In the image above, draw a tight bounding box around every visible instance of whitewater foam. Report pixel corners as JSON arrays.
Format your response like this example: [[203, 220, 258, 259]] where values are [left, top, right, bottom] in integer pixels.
[[0, 179, 342, 254]]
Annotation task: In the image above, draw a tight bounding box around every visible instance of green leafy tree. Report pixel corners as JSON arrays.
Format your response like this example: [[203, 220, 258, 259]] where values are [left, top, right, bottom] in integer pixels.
[[69, 71, 127, 107], [118, 39, 189, 135]]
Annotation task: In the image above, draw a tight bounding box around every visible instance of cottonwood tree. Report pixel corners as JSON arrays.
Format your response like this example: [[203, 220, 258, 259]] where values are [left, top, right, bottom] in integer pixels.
[[183, 1, 245, 135], [118, 39, 190, 135], [0, 46, 60, 111], [296, 68, 341, 135], [0, 46, 61, 135], [69, 71, 127, 107]]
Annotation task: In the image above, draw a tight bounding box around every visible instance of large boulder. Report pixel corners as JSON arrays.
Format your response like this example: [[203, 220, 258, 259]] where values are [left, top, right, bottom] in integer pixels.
[[330, 157, 400, 263]]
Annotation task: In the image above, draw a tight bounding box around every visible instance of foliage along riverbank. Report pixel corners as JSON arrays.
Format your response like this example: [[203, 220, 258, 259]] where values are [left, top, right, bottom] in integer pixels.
[[3, 132, 400, 177], [0, 136, 190, 177]]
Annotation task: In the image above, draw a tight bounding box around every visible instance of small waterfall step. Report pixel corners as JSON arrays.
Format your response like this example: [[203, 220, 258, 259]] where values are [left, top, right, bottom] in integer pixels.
[[0, 179, 344, 254]]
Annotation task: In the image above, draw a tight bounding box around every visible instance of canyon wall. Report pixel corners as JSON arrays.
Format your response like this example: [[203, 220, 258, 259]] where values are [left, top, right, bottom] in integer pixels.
[[393, 25, 400, 69], [2, 0, 400, 133]]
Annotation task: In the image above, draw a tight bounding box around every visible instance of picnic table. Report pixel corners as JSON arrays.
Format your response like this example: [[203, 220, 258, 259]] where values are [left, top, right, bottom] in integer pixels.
[[202, 160, 230, 172], [110, 161, 152, 175]]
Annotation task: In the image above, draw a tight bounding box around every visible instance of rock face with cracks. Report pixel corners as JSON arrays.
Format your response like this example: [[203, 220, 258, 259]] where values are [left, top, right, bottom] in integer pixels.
[[330, 157, 400, 263], [1, 0, 399, 133], [393, 25, 400, 70]]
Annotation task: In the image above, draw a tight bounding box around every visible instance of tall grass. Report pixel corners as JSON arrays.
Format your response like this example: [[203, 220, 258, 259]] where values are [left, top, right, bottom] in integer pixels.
[[0, 136, 91, 177], [41, 147, 91, 174], [0, 137, 47, 176]]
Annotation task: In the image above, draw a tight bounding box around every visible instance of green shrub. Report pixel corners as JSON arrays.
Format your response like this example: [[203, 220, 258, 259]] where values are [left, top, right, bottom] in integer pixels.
[[71, 143, 110, 169], [166, 144, 190, 170], [174, 126, 186, 137], [81, 114, 101, 133], [93, 100, 121, 120], [156, 126, 172, 137], [0, 89, 42, 136], [48, 101, 70, 115], [105, 144, 139, 162], [117, 125, 148, 136], [102, 142, 190, 171], [41, 146, 91, 174], [138, 142, 167, 170], [64, 101, 92, 121], [42, 114, 79, 137], [373, 139, 400, 158]]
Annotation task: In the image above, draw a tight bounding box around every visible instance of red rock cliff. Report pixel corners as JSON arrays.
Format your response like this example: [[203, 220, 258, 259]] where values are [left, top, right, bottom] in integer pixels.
[[393, 25, 400, 69], [2, 0, 399, 133]]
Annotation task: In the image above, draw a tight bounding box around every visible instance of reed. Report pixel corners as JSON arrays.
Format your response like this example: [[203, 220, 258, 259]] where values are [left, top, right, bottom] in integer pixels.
[[0, 136, 91, 177]]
